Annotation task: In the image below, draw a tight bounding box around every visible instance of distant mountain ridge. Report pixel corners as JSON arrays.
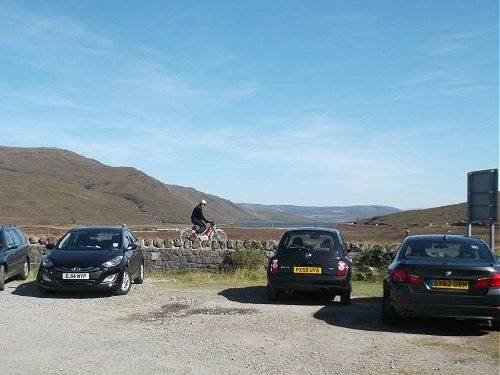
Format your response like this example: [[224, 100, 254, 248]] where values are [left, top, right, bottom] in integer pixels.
[[239, 203, 401, 223]]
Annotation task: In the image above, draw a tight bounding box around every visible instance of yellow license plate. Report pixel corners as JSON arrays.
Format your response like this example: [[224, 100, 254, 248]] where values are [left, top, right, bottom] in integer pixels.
[[293, 266, 322, 274], [432, 279, 469, 290]]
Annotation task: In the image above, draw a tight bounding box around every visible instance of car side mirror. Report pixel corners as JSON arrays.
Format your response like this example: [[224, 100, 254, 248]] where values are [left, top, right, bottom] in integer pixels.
[[45, 243, 55, 250], [127, 243, 138, 250], [7, 243, 17, 250]]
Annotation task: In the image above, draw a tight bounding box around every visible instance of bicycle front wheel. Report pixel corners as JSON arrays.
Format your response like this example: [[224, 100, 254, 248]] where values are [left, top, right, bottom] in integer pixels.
[[214, 229, 227, 242]]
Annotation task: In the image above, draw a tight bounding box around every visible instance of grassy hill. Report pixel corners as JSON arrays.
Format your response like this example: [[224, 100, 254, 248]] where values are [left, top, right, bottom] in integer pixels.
[[0, 146, 255, 225], [368, 200, 499, 226]]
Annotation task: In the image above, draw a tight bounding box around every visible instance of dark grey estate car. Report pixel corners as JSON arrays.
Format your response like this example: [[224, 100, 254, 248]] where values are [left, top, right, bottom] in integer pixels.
[[267, 228, 353, 303], [0, 225, 30, 291], [383, 234, 500, 328]]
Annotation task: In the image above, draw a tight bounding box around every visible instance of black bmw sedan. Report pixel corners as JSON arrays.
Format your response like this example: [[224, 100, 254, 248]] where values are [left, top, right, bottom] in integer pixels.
[[266, 228, 352, 303], [37, 226, 144, 295], [383, 234, 499, 328]]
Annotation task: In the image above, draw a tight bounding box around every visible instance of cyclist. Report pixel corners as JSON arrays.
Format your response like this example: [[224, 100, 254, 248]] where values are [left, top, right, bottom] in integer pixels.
[[191, 199, 210, 234]]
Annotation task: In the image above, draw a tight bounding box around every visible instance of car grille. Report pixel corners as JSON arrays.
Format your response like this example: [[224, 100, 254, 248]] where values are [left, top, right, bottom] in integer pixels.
[[59, 280, 96, 287], [54, 266, 100, 273]]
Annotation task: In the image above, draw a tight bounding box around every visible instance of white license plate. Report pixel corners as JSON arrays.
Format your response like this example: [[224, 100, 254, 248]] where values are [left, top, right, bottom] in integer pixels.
[[62, 273, 90, 280]]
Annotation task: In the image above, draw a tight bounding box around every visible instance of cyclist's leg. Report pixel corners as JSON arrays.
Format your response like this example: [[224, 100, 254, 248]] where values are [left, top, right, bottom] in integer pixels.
[[192, 219, 205, 234], [199, 222, 207, 234]]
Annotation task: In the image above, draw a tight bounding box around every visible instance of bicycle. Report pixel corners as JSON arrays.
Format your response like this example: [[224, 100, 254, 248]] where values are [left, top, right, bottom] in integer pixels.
[[179, 220, 227, 242]]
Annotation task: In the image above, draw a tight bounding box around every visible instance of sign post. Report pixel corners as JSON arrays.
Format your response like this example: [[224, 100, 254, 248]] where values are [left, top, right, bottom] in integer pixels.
[[467, 169, 498, 249]]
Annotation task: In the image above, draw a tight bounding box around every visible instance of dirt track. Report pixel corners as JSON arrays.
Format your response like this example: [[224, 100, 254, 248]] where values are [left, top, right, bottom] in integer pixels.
[[0, 279, 498, 375]]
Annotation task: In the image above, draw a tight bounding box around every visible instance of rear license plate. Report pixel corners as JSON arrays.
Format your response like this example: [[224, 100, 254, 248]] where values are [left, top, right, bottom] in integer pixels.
[[293, 266, 322, 274], [62, 273, 90, 280], [431, 279, 468, 290]]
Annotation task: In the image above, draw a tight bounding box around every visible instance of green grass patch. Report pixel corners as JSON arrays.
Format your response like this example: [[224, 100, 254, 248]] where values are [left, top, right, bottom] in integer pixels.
[[147, 269, 383, 297], [147, 269, 267, 287], [28, 268, 38, 281], [352, 280, 383, 297]]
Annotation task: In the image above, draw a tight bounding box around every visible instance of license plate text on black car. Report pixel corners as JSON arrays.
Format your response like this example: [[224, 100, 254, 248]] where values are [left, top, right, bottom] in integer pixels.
[[431, 279, 469, 290]]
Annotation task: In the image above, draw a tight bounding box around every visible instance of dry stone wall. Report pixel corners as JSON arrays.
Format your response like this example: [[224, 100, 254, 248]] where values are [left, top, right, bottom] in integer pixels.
[[27, 237, 279, 272]]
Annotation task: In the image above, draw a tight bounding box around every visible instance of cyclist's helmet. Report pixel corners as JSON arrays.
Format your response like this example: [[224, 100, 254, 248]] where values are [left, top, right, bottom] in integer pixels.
[[200, 199, 207, 206]]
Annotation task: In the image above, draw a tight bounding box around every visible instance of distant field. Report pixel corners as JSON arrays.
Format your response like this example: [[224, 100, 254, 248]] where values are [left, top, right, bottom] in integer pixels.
[[18, 222, 499, 251]]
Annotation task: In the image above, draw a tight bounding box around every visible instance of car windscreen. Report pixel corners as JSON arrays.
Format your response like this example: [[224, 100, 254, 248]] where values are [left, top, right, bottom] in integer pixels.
[[279, 231, 341, 254], [57, 230, 122, 251], [399, 239, 494, 262]]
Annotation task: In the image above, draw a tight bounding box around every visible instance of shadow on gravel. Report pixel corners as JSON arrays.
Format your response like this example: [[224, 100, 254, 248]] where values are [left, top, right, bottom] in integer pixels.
[[219, 287, 492, 337], [314, 297, 491, 337], [219, 286, 348, 306], [12, 281, 113, 299]]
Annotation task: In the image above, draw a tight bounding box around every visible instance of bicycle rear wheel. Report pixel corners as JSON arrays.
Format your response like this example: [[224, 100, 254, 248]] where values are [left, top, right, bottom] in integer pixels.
[[179, 228, 192, 240]]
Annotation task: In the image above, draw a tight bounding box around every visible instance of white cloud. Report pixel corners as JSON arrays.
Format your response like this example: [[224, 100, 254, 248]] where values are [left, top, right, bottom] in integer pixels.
[[0, 4, 113, 54]]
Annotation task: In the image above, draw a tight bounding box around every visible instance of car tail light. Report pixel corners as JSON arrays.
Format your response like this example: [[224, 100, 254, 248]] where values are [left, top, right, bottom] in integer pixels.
[[270, 259, 279, 274], [475, 272, 500, 288], [336, 260, 348, 276], [390, 268, 423, 285]]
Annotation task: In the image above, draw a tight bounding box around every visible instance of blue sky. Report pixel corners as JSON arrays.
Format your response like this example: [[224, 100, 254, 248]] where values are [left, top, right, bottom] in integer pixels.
[[0, 0, 498, 209]]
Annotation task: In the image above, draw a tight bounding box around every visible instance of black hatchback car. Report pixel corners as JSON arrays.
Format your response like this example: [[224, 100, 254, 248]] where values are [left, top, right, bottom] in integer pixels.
[[0, 225, 30, 291], [383, 235, 499, 328], [37, 226, 144, 295], [267, 228, 352, 303]]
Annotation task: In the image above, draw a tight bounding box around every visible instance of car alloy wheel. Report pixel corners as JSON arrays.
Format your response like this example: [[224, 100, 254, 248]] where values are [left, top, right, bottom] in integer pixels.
[[114, 270, 132, 295], [0, 265, 5, 291], [121, 270, 131, 291]]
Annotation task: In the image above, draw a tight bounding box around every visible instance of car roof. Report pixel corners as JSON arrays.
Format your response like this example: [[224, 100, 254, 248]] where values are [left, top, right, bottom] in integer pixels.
[[404, 234, 485, 243], [69, 226, 125, 232], [284, 227, 339, 234]]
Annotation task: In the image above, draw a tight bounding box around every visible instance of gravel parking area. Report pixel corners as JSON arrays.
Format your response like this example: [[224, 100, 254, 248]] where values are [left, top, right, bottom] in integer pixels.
[[0, 278, 498, 375]]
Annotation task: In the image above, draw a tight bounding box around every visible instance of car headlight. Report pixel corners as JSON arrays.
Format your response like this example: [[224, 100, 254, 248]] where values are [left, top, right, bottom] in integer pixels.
[[42, 257, 53, 268], [102, 255, 123, 268]]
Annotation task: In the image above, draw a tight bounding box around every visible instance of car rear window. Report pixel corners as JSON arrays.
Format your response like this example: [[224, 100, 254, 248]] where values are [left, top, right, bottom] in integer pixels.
[[399, 239, 494, 262], [279, 231, 341, 254], [58, 229, 122, 251]]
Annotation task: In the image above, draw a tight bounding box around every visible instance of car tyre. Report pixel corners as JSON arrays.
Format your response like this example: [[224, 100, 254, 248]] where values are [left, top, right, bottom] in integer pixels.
[[340, 291, 351, 305], [0, 265, 5, 291], [490, 319, 499, 331], [114, 269, 132, 296], [18, 258, 30, 280], [35, 271, 52, 295], [382, 291, 399, 324], [134, 263, 144, 284], [320, 291, 335, 304], [266, 285, 279, 302]]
